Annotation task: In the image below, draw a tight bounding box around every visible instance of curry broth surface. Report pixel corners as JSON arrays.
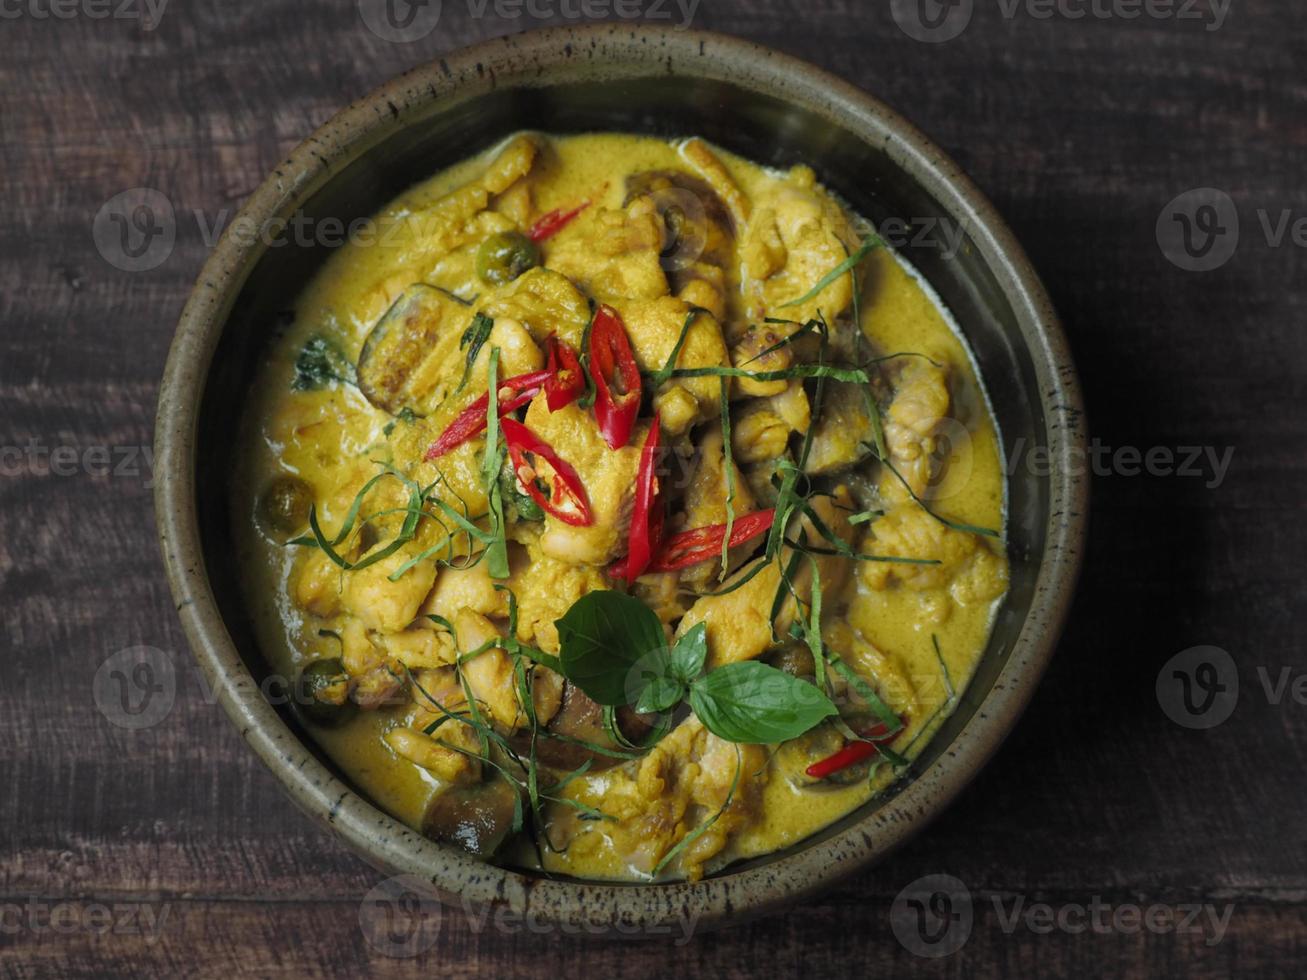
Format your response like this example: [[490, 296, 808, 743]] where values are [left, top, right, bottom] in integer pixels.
[[232, 132, 1007, 881]]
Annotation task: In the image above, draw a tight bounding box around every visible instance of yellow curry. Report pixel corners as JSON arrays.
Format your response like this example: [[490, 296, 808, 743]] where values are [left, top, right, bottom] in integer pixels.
[[232, 132, 1008, 882]]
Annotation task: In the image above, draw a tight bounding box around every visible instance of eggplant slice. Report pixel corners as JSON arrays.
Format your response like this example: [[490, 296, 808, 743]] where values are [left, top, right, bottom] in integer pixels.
[[356, 283, 468, 416]]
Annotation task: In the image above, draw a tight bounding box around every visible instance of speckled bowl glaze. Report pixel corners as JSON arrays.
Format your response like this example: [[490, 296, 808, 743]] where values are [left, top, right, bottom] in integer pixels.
[[156, 24, 1087, 933]]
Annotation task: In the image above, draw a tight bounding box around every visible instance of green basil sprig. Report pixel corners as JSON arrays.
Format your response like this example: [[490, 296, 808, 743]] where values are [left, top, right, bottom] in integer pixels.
[[554, 591, 836, 745]]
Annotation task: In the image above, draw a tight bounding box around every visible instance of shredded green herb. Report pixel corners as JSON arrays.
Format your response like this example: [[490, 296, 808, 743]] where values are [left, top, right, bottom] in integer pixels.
[[454, 313, 494, 396]]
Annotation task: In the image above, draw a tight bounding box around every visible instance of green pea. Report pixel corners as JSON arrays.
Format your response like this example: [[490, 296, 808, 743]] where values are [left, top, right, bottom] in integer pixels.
[[475, 231, 540, 285], [259, 474, 314, 535], [296, 658, 356, 727]]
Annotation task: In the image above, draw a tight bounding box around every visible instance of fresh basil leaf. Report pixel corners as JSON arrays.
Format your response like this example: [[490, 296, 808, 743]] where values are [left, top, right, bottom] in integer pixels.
[[555, 591, 667, 706], [635, 673, 685, 715], [670, 623, 707, 684], [689, 661, 836, 744]]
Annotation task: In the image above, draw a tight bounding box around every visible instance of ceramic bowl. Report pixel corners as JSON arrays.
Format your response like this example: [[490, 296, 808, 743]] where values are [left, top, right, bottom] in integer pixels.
[[156, 23, 1087, 933]]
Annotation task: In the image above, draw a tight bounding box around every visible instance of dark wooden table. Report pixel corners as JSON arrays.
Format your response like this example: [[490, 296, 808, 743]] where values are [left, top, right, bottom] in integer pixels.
[[3, 0, 1303, 976]]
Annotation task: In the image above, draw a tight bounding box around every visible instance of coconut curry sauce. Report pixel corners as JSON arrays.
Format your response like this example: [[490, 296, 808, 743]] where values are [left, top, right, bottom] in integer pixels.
[[232, 132, 1008, 882]]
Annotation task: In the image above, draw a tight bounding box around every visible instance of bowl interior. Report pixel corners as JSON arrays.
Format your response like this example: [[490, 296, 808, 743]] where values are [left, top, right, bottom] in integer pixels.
[[198, 74, 1050, 879]]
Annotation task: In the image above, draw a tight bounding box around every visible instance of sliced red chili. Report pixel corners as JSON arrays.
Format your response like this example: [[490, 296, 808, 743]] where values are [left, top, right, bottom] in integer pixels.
[[423, 369, 551, 460], [805, 722, 899, 780], [543, 336, 585, 412], [611, 415, 663, 583], [527, 201, 590, 243], [648, 508, 776, 572], [589, 305, 642, 450], [501, 418, 593, 527]]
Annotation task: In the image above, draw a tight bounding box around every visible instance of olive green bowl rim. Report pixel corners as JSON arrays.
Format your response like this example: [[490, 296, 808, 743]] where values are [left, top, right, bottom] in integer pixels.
[[155, 23, 1087, 931]]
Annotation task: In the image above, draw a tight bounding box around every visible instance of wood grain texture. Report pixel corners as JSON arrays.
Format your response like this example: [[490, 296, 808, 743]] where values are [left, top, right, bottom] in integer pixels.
[[1, 0, 1304, 976]]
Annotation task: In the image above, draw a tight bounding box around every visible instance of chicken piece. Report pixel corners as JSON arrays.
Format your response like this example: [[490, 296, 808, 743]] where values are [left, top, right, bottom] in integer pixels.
[[741, 165, 858, 324], [858, 503, 1004, 602], [950, 547, 1009, 606], [547, 204, 669, 304], [554, 717, 766, 881], [823, 621, 919, 719], [508, 543, 611, 652], [294, 548, 342, 618], [804, 380, 876, 476], [676, 424, 759, 589], [420, 561, 508, 623], [730, 383, 810, 465], [357, 135, 540, 318], [624, 166, 736, 322], [619, 297, 731, 437], [729, 324, 794, 398], [341, 617, 407, 710], [451, 610, 520, 730], [477, 267, 591, 349], [677, 489, 855, 668], [340, 544, 437, 634], [680, 138, 751, 227], [521, 397, 647, 566], [880, 358, 951, 501], [386, 718, 482, 784], [493, 178, 534, 228], [406, 134, 539, 254], [377, 626, 456, 670], [452, 609, 562, 731]]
